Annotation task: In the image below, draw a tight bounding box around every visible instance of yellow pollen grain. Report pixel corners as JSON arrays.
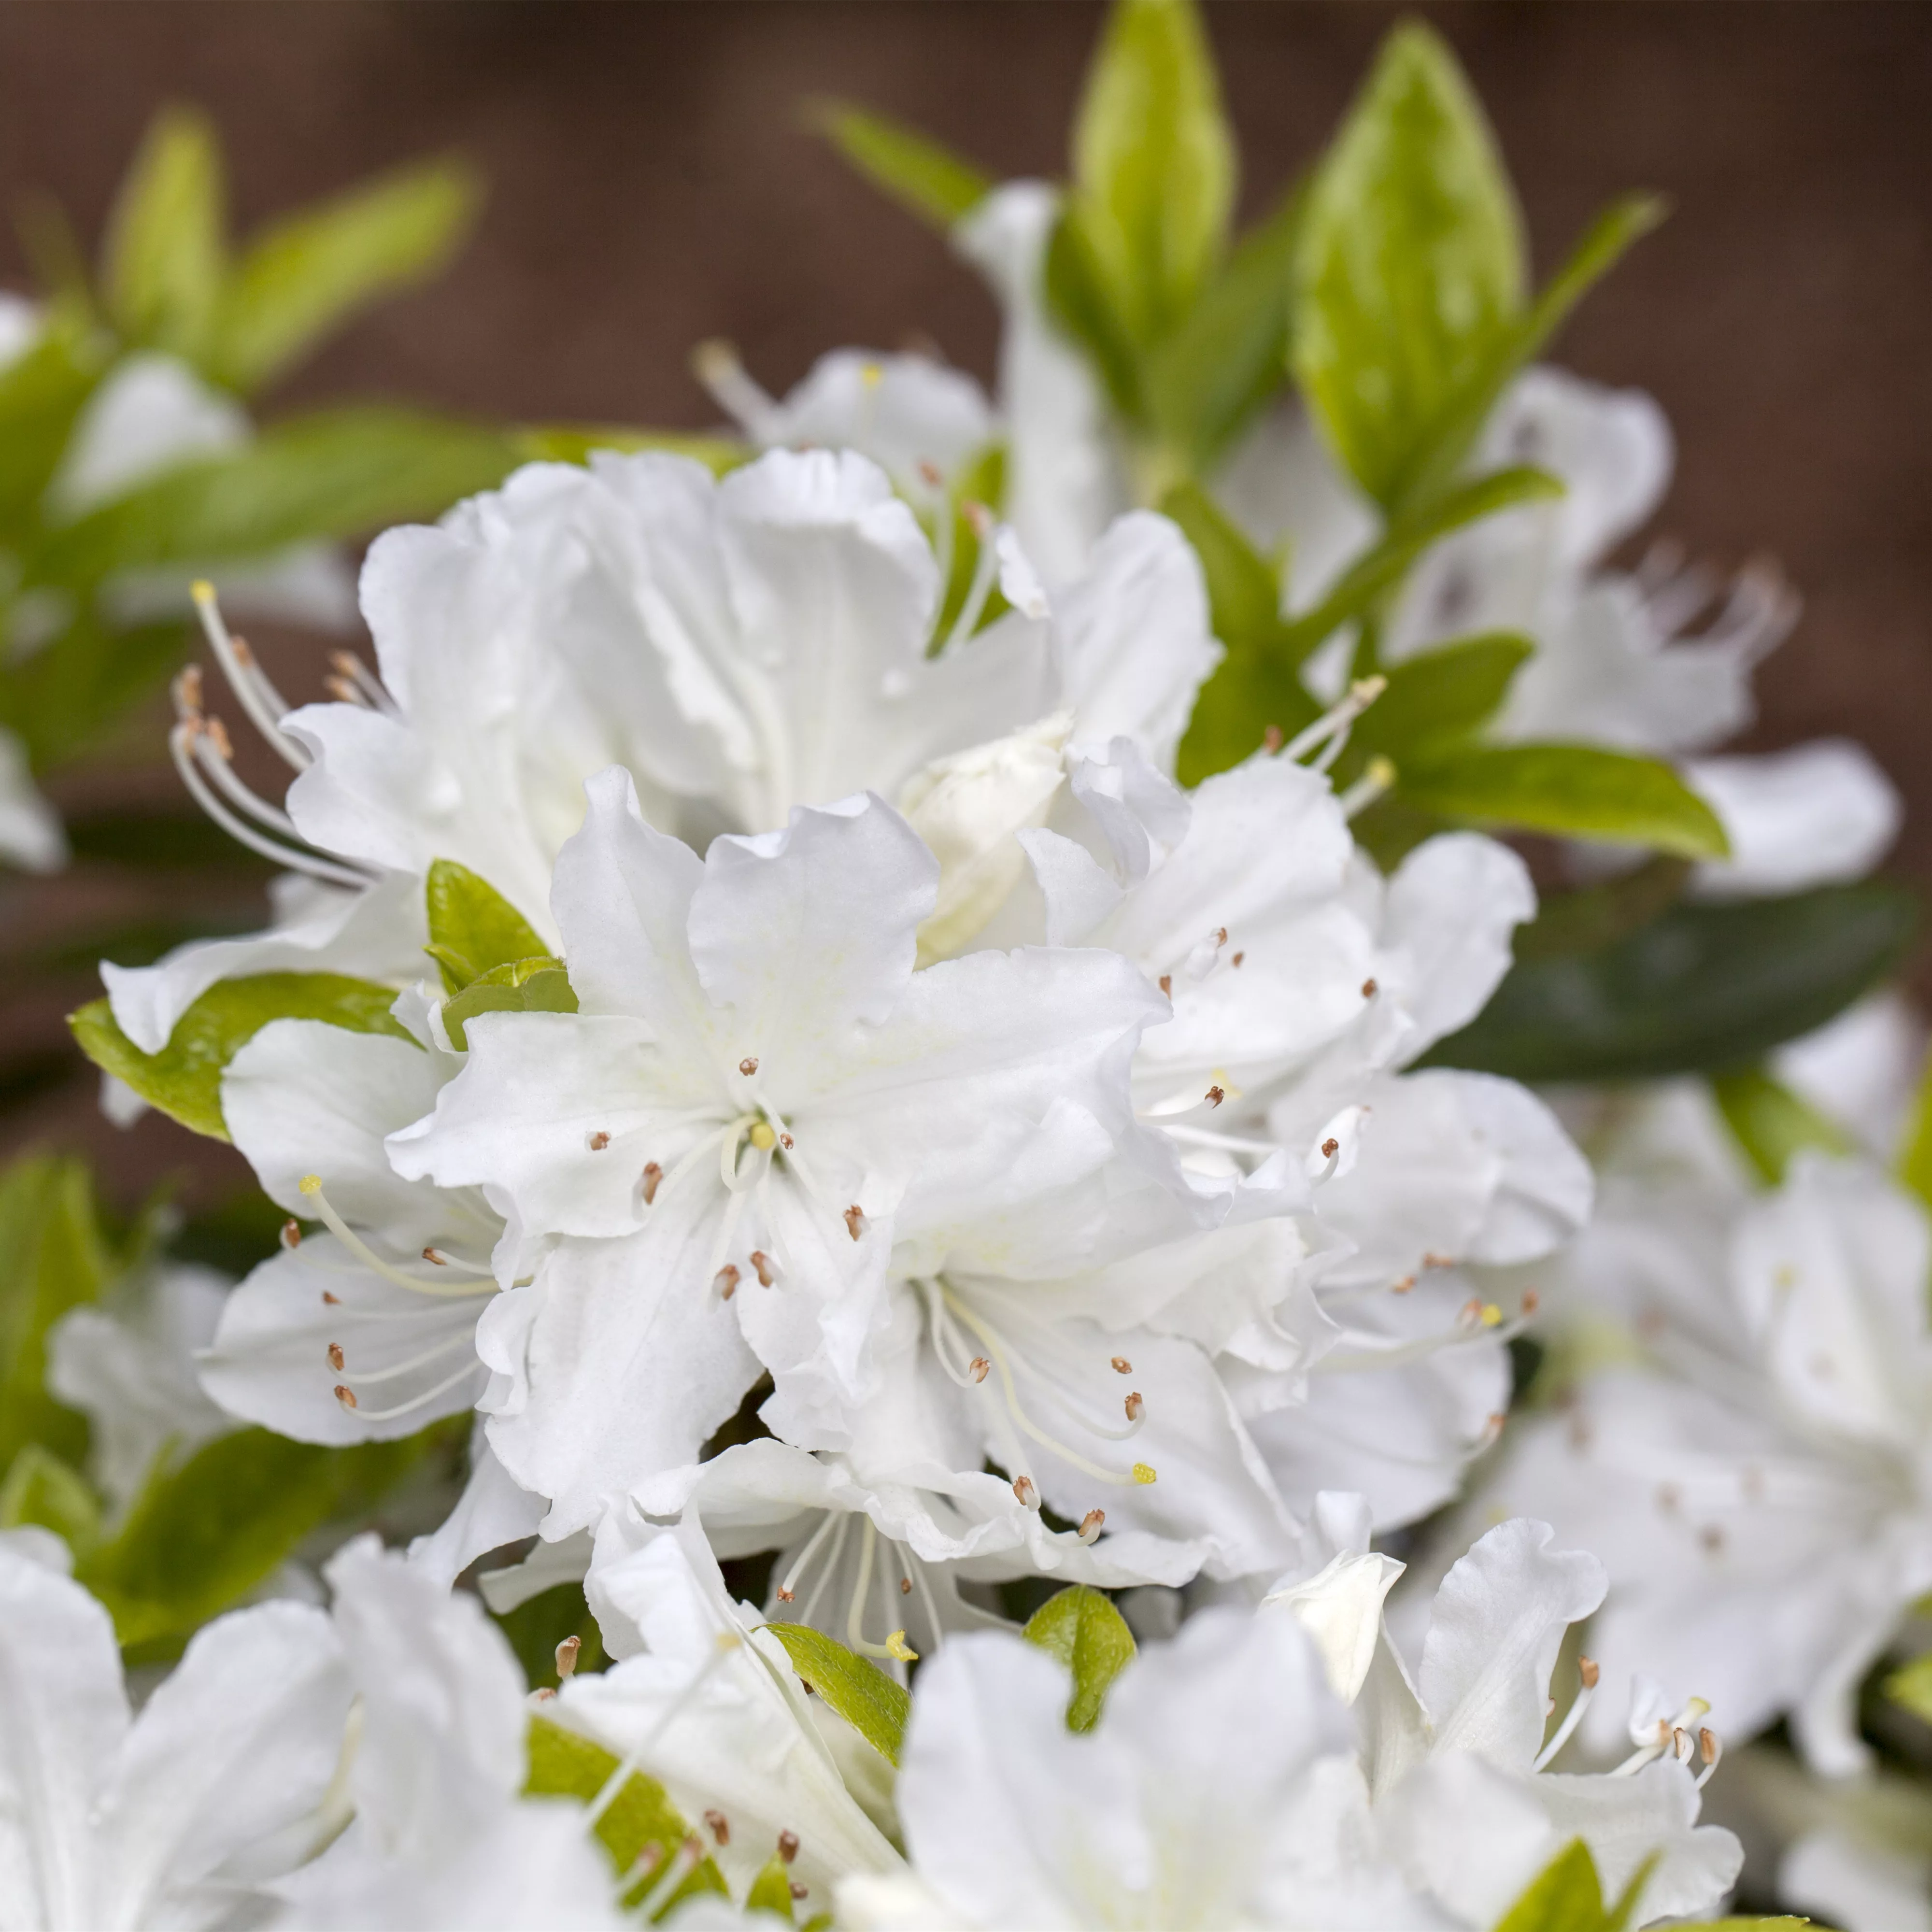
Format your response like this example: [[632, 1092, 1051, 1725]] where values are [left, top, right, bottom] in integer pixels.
[[749, 1121, 777, 1151], [1132, 1462, 1157, 1486], [885, 1630, 918, 1662], [1479, 1303, 1504, 1328], [299, 1174, 322, 1195]]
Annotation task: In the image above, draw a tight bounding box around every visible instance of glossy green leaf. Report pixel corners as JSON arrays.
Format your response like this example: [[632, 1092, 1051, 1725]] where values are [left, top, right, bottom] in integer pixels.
[[526, 1713, 728, 1907], [492, 1581, 607, 1693], [1424, 881, 1920, 1084], [1512, 856, 1691, 963], [425, 858, 547, 995], [440, 956, 577, 1052], [211, 157, 480, 393], [1712, 1067, 1852, 1186], [75, 1425, 437, 1652], [1396, 743, 1728, 858], [0, 1155, 116, 1476], [1070, 0, 1235, 350], [1293, 21, 1523, 507], [511, 424, 746, 475], [1023, 1585, 1137, 1732], [764, 1621, 911, 1767], [30, 406, 521, 589], [810, 100, 992, 230], [1353, 631, 1531, 761], [70, 971, 413, 1141], [102, 105, 227, 359], [0, 1444, 103, 1552]]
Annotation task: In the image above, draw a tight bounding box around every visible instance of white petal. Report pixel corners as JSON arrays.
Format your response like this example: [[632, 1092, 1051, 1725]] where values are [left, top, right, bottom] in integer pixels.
[[1687, 739, 1902, 896], [410, 1440, 549, 1590], [51, 351, 247, 516], [1782, 1826, 1932, 1932], [1262, 1548, 1407, 1702], [1378, 1750, 1559, 1929], [0, 725, 64, 872]]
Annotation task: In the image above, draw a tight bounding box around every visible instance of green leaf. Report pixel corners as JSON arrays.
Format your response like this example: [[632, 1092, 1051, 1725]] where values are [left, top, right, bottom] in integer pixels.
[[425, 858, 547, 994], [1143, 185, 1304, 473], [102, 105, 227, 359], [1884, 1650, 1932, 1724], [1045, 207, 1148, 424], [1395, 743, 1728, 859], [211, 157, 481, 394], [1494, 1838, 1605, 1932], [491, 1581, 607, 1693], [1712, 1066, 1852, 1187], [511, 424, 746, 475], [75, 1424, 440, 1651], [809, 100, 992, 230], [70, 971, 413, 1142], [747, 1856, 800, 1921], [440, 956, 578, 1052], [526, 1714, 727, 1907], [0, 1155, 115, 1476], [0, 1443, 103, 1552], [1023, 1585, 1136, 1732], [763, 1621, 911, 1767], [1424, 881, 1921, 1084], [1352, 631, 1532, 762], [1293, 21, 1524, 507], [1070, 0, 1236, 350], [1512, 856, 1691, 963], [0, 611, 192, 772], [0, 322, 106, 542], [61, 806, 273, 874], [29, 406, 522, 590], [932, 442, 1009, 645]]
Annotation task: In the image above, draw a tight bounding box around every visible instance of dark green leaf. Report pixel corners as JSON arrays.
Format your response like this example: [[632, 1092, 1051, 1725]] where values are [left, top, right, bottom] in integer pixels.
[[62, 806, 274, 874], [0, 1443, 103, 1551], [1353, 631, 1531, 761], [1423, 881, 1921, 1083], [102, 105, 227, 360], [764, 1621, 911, 1767], [1396, 743, 1728, 858], [212, 158, 481, 393], [70, 971, 413, 1142], [1712, 1067, 1852, 1186], [1293, 21, 1524, 507], [440, 956, 577, 1052], [168, 1187, 289, 1276], [1023, 1585, 1136, 1732], [492, 1581, 607, 1693], [511, 424, 746, 475], [1512, 856, 1690, 963], [809, 100, 992, 230], [425, 858, 547, 994]]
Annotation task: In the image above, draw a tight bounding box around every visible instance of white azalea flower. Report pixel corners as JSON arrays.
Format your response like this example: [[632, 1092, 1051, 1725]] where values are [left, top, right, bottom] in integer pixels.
[[1478, 1150, 1932, 1776], [0, 723, 65, 872]]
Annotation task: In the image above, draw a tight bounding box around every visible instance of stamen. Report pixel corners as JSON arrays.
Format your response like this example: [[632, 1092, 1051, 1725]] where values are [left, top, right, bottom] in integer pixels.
[[1263, 724, 1284, 754], [1361, 978, 1378, 997], [778, 1831, 799, 1864], [330, 650, 395, 711], [750, 1250, 775, 1287], [588, 1131, 610, 1151], [1532, 1659, 1599, 1770], [844, 1520, 920, 1663], [635, 1837, 704, 1921], [191, 581, 308, 770], [739, 1057, 759, 1076], [1338, 755, 1396, 818], [641, 1162, 663, 1204], [281, 1220, 302, 1249], [938, 501, 1005, 650], [714, 1265, 740, 1301], [704, 1810, 729, 1847], [327, 1343, 345, 1371], [691, 339, 781, 440], [775, 1511, 841, 1606], [334, 1385, 357, 1409], [1079, 1509, 1105, 1544], [1159, 975, 1173, 997], [190, 719, 302, 837], [556, 1636, 581, 1681], [844, 1205, 866, 1241], [1695, 1727, 1723, 1790], [1111, 1357, 1132, 1375], [297, 1176, 500, 1299], [1282, 675, 1385, 766], [1012, 1475, 1037, 1508], [169, 722, 372, 889], [969, 1357, 991, 1382], [332, 1357, 485, 1422]]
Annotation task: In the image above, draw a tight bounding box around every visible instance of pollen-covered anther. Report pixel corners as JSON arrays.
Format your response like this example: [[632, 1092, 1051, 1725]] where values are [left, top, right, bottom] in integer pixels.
[[750, 1250, 775, 1287], [749, 1121, 776, 1151], [1012, 1475, 1038, 1507], [884, 1630, 918, 1662], [322, 1290, 341, 1306], [963, 499, 993, 540], [1321, 1136, 1339, 1158], [334, 1385, 358, 1409], [705, 1810, 730, 1846], [1206, 1085, 1225, 1108], [1362, 978, 1378, 997], [776, 1584, 796, 1603], [1522, 1289, 1541, 1316], [327, 1343, 345, 1371], [790, 1883, 808, 1903], [1132, 1462, 1157, 1485], [1111, 1355, 1132, 1375], [899, 1576, 912, 1595], [779, 1132, 794, 1150], [1231, 951, 1244, 967], [587, 1131, 610, 1151], [1124, 1391, 1144, 1423], [641, 1161, 663, 1204], [778, 1830, 800, 1864], [281, 1219, 301, 1249], [917, 459, 942, 489], [1158, 974, 1172, 996], [1580, 1655, 1600, 1689], [1423, 1251, 1453, 1268], [555, 1635, 581, 1681], [1458, 1298, 1483, 1327], [714, 1265, 740, 1302], [968, 1356, 990, 1383], [1263, 724, 1284, 754], [1391, 1275, 1416, 1294], [423, 1247, 447, 1265], [739, 1057, 759, 1076], [844, 1204, 866, 1241], [1079, 1509, 1105, 1544]]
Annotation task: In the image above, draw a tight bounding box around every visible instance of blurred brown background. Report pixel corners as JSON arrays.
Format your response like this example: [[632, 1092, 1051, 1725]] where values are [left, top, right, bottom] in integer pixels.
[[2, 0, 1928, 1205]]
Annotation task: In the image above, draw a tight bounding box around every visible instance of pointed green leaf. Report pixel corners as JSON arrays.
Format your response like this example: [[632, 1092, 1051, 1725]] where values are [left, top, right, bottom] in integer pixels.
[[747, 1855, 800, 1921], [102, 105, 227, 358], [1023, 1585, 1136, 1732], [1353, 631, 1532, 761], [1045, 207, 1148, 424], [1424, 881, 1920, 1083], [1293, 21, 1524, 507], [0, 1444, 103, 1552], [764, 1621, 911, 1766], [1712, 1067, 1852, 1186], [1512, 855, 1691, 963], [0, 321, 106, 542], [425, 858, 547, 994], [1070, 0, 1236, 349], [1396, 743, 1728, 858], [1884, 1650, 1932, 1723], [212, 157, 481, 393], [71, 971, 413, 1142], [440, 956, 578, 1052], [1494, 1838, 1605, 1932], [809, 100, 992, 230], [511, 424, 746, 474]]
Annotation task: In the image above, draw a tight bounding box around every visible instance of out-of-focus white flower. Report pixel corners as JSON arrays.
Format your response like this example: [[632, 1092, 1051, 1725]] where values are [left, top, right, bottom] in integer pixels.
[[0, 723, 66, 872]]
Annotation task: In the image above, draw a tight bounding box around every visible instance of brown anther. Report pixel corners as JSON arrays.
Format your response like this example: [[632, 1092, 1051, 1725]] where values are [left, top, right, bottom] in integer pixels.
[[641, 1161, 663, 1204], [1231, 951, 1245, 968], [1124, 1391, 1144, 1422], [229, 634, 256, 667], [1159, 974, 1173, 997], [1521, 1289, 1541, 1315], [532, 1686, 556, 1702], [179, 664, 204, 710], [204, 714, 234, 759], [1459, 1297, 1483, 1323], [1079, 1508, 1105, 1542], [790, 1883, 808, 1903], [1206, 1085, 1225, 1108], [1699, 1524, 1725, 1555], [588, 1131, 610, 1151], [325, 676, 360, 705], [1111, 1356, 1132, 1375], [281, 1219, 302, 1249], [1214, 926, 1227, 946], [1361, 978, 1378, 998], [968, 1357, 990, 1383], [327, 1343, 345, 1371], [844, 1204, 865, 1241], [322, 1290, 341, 1306], [963, 500, 993, 539], [714, 1265, 740, 1301], [1012, 1475, 1037, 1506], [1391, 1275, 1416, 1294], [778, 1829, 800, 1864], [330, 651, 363, 678], [1263, 724, 1284, 754], [423, 1246, 446, 1265], [334, 1385, 358, 1409], [739, 1057, 759, 1076], [1656, 1483, 1681, 1514], [917, 460, 942, 488], [1699, 1726, 1718, 1765], [704, 1810, 729, 1846], [779, 1132, 794, 1150], [1579, 1655, 1600, 1689], [900, 1576, 912, 1595], [1321, 1136, 1339, 1158], [750, 1250, 774, 1287], [1423, 1251, 1452, 1269], [776, 1585, 796, 1603], [555, 1634, 581, 1680]]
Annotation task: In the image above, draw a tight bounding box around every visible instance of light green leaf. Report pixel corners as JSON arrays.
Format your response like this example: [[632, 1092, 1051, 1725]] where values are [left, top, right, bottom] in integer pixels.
[[1424, 881, 1920, 1084], [425, 858, 547, 994], [0, 1155, 116, 1476], [29, 406, 522, 589], [1069, 0, 1236, 350], [70, 971, 413, 1142], [1883, 1651, 1932, 1723], [1712, 1066, 1852, 1187], [1293, 21, 1524, 507], [212, 157, 481, 393], [1396, 743, 1728, 858], [511, 424, 745, 475], [764, 1621, 911, 1767], [526, 1713, 728, 1907], [102, 105, 227, 359], [440, 956, 577, 1052], [747, 1856, 800, 1921], [0, 1443, 103, 1552], [1896, 1048, 1932, 1214], [0, 610, 191, 773], [1023, 1585, 1136, 1732], [1494, 1838, 1605, 1932], [809, 100, 992, 231], [0, 322, 106, 541], [1352, 631, 1532, 761]]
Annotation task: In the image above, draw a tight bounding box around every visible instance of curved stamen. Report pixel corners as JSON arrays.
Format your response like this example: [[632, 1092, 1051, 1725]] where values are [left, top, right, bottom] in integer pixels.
[[336, 1357, 483, 1422], [191, 581, 308, 770], [938, 506, 1001, 654], [169, 724, 373, 889], [298, 1177, 500, 1299], [774, 1510, 842, 1606], [189, 717, 303, 838], [1338, 755, 1396, 820], [845, 1520, 917, 1664], [1533, 1657, 1598, 1771], [1281, 675, 1385, 766], [796, 1515, 851, 1630], [331, 1329, 477, 1388]]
